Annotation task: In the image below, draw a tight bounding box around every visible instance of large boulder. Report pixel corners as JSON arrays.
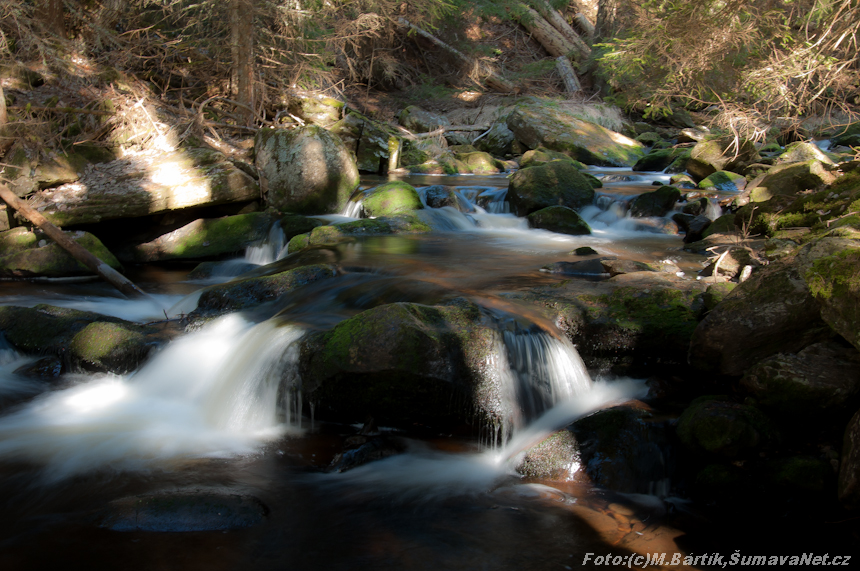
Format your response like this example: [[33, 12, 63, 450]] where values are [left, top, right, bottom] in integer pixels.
[[507, 160, 595, 216], [800, 239, 860, 352], [526, 206, 591, 235], [740, 341, 860, 416], [632, 147, 690, 173], [454, 151, 503, 174], [255, 126, 359, 214], [687, 137, 761, 181], [0, 228, 122, 278], [120, 212, 279, 263], [475, 121, 514, 157], [331, 112, 398, 174], [520, 147, 587, 169], [360, 181, 424, 218], [298, 299, 504, 427], [506, 101, 644, 167], [776, 141, 836, 165], [282, 90, 345, 128], [0, 305, 159, 374], [629, 185, 681, 217], [689, 260, 833, 376], [398, 106, 450, 133], [747, 160, 839, 203], [28, 148, 259, 227]]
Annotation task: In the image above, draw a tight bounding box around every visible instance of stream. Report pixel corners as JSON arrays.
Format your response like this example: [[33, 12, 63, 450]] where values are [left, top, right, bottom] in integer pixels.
[[0, 169, 838, 569]]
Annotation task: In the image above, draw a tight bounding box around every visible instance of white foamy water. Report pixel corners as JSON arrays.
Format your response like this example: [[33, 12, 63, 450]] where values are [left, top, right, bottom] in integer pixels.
[[0, 314, 305, 481], [318, 380, 643, 501]]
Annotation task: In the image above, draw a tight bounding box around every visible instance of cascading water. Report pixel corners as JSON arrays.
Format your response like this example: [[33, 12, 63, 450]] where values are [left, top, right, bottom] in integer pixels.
[[245, 222, 288, 265], [0, 314, 306, 482]]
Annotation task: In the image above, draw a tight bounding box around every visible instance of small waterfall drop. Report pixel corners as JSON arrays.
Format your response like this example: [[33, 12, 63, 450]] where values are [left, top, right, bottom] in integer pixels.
[[245, 222, 288, 265], [0, 314, 306, 481]]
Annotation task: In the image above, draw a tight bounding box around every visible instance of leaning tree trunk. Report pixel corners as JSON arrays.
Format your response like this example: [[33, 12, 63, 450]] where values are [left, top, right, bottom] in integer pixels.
[[528, 0, 590, 61], [36, 0, 66, 39], [0, 85, 10, 158], [518, 6, 577, 59], [231, 0, 256, 125]]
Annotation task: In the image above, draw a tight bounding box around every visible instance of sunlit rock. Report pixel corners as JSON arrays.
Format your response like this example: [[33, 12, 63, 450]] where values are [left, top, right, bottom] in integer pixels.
[[454, 151, 504, 174], [0, 227, 122, 278], [687, 137, 760, 181], [747, 160, 839, 203], [520, 147, 586, 170], [255, 125, 359, 214], [776, 141, 836, 165], [361, 181, 424, 217], [697, 170, 746, 192], [506, 100, 644, 167], [397, 105, 450, 133]]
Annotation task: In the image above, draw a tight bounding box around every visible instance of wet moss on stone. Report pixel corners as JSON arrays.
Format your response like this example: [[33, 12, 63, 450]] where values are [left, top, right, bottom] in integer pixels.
[[362, 181, 424, 217]]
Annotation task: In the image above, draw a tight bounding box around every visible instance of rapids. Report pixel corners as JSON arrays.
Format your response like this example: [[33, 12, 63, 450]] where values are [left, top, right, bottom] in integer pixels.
[[0, 169, 786, 569]]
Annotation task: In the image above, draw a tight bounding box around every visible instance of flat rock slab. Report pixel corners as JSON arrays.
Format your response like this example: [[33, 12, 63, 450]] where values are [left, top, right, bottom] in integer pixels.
[[101, 490, 268, 532]]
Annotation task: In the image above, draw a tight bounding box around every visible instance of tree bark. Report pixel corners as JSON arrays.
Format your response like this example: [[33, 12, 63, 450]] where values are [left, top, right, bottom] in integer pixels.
[[517, 6, 579, 61], [398, 18, 517, 93], [0, 183, 150, 299], [556, 56, 582, 95], [528, 1, 590, 61], [573, 12, 595, 43], [232, 0, 256, 125], [0, 85, 11, 158]]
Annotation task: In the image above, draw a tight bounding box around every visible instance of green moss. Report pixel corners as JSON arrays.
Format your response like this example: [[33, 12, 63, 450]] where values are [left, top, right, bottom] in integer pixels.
[[804, 248, 860, 300], [362, 181, 424, 217], [69, 322, 150, 374], [287, 232, 310, 253]]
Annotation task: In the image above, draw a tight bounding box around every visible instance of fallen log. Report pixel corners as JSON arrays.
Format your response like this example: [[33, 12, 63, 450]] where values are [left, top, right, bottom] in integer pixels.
[[556, 56, 582, 96], [528, 1, 591, 61], [0, 183, 151, 299], [398, 18, 517, 94], [517, 6, 578, 60], [396, 124, 492, 140], [573, 12, 595, 42]]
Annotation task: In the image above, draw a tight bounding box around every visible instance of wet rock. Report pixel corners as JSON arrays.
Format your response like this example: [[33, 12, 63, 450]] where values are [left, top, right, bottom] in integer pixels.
[[527, 206, 591, 235], [14, 356, 63, 379], [120, 212, 278, 263], [676, 397, 780, 458], [600, 259, 657, 277], [299, 298, 504, 427], [839, 407, 860, 509], [629, 186, 681, 218], [568, 403, 674, 494], [669, 173, 697, 188], [688, 260, 833, 376], [361, 181, 424, 218], [541, 259, 607, 276], [516, 430, 580, 479], [632, 148, 690, 173], [671, 213, 712, 243], [740, 341, 860, 416], [507, 161, 595, 216], [455, 151, 503, 174], [255, 125, 359, 214], [697, 170, 746, 192], [102, 490, 268, 532], [288, 214, 433, 252], [681, 197, 710, 216], [422, 185, 471, 211], [30, 149, 259, 227], [0, 228, 122, 278], [572, 246, 598, 256], [0, 305, 158, 374], [329, 436, 408, 472], [506, 100, 644, 167], [193, 263, 340, 315], [398, 106, 450, 133], [687, 137, 760, 181]]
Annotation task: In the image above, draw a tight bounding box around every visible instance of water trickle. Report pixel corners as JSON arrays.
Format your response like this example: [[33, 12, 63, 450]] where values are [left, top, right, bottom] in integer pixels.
[[0, 314, 306, 481], [245, 222, 288, 265]]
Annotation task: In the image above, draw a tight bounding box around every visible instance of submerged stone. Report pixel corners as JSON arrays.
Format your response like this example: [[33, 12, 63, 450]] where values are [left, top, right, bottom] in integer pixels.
[[102, 491, 268, 532]]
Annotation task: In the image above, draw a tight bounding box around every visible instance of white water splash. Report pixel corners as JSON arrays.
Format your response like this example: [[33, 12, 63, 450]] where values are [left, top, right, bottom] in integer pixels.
[[245, 223, 288, 266], [0, 314, 305, 481]]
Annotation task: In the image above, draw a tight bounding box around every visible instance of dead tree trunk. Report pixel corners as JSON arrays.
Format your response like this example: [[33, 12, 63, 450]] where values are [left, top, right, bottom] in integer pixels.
[[0, 85, 11, 158], [573, 12, 596, 43], [231, 0, 256, 125], [556, 56, 582, 96], [36, 0, 66, 39], [528, 1, 590, 61], [398, 18, 517, 93], [0, 183, 151, 299]]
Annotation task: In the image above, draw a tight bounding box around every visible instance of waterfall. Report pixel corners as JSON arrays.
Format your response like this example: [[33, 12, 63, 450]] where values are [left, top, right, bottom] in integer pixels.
[[0, 314, 306, 481], [245, 222, 288, 265]]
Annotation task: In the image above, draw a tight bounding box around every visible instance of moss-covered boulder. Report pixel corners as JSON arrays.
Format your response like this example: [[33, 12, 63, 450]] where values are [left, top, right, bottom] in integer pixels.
[[677, 397, 780, 458], [527, 206, 591, 235], [283, 90, 345, 128], [298, 299, 503, 427], [802, 242, 860, 352], [361, 181, 424, 218], [398, 106, 450, 133], [701, 214, 737, 238], [698, 171, 746, 192], [739, 341, 860, 416], [0, 305, 158, 375], [600, 259, 657, 277], [454, 151, 503, 174], [506, 100, 644, 167], [421, 185, 472, 212], [0, 228, 122, 278], [687, 137, 761, 181], [830, 123, 860, 148], [122, 212, 280, 262], [255, 125, 359, 214], [688, 260, 833, 376], [777, 141, 836, 165], [700, 282, 737, 312], [330, 112, 398, 174], [288, 214, 433, 253], [507, 160, 596, 216], [632, 147, 690, 173], [747, 160, 839, 203], [629, 185, 681, 217], [193, 263, 340, 315], [520, 147, 587, 169]]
